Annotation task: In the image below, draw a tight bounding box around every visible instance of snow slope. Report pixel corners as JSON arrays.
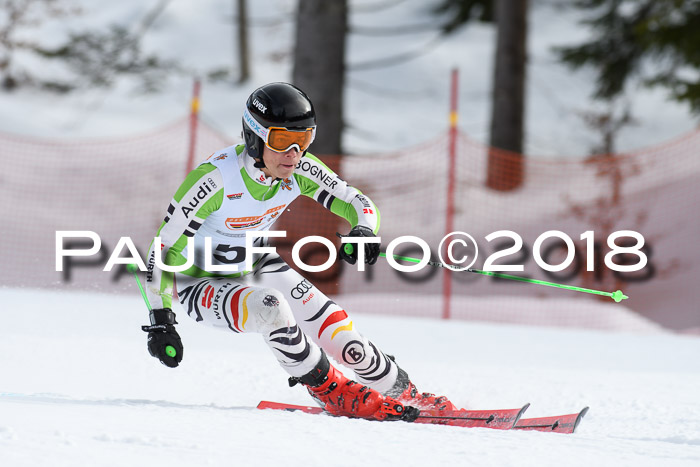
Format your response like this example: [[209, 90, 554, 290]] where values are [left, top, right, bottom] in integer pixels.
[[1, 288, 699, 467]]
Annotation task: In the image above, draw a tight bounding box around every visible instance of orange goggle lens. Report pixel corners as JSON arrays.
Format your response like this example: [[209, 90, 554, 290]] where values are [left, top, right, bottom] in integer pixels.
[[266, 127, 315, 153]]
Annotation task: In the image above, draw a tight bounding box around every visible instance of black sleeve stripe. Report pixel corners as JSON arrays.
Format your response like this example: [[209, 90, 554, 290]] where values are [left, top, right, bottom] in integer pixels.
[[164, 216, 170, 223], [188, 220, 202, 230], [167, 203, 175, 215], [325, 194, 336, 210], [184, 229, 196, 237], [317, 189, 329, 206]]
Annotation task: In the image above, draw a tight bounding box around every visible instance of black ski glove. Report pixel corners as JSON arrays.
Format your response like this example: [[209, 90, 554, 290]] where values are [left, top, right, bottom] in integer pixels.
[[338, 225, 380, 265], [142, 308, 183, 368]]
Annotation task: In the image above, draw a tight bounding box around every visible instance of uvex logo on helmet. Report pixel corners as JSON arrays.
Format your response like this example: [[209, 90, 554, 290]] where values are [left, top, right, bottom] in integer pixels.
[[252, 98, 267, 113], [244, 109, 267, 138]]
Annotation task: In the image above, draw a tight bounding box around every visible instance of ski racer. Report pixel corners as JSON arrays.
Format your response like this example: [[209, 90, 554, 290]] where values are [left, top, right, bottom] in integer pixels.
[[141, 82, 455, 421]]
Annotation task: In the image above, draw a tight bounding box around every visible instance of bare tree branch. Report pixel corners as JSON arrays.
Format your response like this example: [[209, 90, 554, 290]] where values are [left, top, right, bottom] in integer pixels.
[[348, 34, 445, 71], [349, 22, 445, 36]]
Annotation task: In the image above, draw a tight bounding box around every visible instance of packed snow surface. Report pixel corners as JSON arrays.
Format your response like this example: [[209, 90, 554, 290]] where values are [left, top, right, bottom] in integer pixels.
[[1, 289, 699, 467]]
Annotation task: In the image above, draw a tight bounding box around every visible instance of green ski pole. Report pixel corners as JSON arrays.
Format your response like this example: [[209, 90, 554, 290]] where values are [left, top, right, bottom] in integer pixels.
[[341, 244, 628, 303], [127, 264, 177, 358]]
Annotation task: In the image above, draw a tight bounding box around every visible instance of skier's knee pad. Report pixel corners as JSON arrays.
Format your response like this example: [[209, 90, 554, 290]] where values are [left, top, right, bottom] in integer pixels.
[[247, 288, 294, 331]]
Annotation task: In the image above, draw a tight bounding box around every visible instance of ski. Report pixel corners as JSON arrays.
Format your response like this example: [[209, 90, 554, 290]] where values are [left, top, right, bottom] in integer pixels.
[[413, 404, 530, 429], [258, 400, 325, 414], [513, 407, 589, 434], [257, 400, 530, 430]]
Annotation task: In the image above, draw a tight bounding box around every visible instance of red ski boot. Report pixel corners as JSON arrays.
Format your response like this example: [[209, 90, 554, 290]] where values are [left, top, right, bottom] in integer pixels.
[[290, 352, 418, 421], [387, 366, 457, 411]]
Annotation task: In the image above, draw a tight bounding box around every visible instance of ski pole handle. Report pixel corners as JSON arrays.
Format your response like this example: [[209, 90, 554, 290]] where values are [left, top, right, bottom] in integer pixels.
[[343, 243, 354, 255]]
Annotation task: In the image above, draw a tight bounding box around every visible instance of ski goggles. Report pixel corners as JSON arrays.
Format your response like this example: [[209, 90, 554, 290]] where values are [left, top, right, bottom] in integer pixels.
[[244, 108, 316, 153]]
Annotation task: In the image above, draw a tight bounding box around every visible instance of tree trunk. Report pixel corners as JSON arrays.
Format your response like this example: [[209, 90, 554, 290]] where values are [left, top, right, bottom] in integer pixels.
[[236, 0, 250, 83], [487, 0, 528, 191], [292, 0, 347, 155]]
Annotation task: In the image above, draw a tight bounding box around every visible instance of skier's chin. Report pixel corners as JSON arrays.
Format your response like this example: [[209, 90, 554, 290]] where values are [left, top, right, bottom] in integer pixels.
[[277, 165, 295, 177]]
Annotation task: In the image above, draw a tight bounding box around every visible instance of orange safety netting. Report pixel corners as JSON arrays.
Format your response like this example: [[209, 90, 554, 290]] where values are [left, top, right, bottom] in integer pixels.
[[2, 119, 698, 332]]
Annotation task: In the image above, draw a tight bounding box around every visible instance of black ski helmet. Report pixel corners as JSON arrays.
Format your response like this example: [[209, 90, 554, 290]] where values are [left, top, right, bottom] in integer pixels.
[[242, 82, 316, 161]]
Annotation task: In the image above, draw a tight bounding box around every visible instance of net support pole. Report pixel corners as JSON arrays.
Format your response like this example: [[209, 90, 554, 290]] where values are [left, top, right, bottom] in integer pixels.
[[186, 78, 202, 175], [443, 68, 459, 320]]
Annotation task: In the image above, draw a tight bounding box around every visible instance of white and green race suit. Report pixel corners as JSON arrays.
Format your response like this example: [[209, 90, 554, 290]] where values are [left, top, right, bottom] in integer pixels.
[[145, 145, 402, 393]]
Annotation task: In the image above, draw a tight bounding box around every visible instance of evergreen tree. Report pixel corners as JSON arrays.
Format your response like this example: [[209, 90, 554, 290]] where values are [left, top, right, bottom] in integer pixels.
[[432, 0, 494, 32], [557, 0, 700, 113], [0, 0, 178, 94]]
